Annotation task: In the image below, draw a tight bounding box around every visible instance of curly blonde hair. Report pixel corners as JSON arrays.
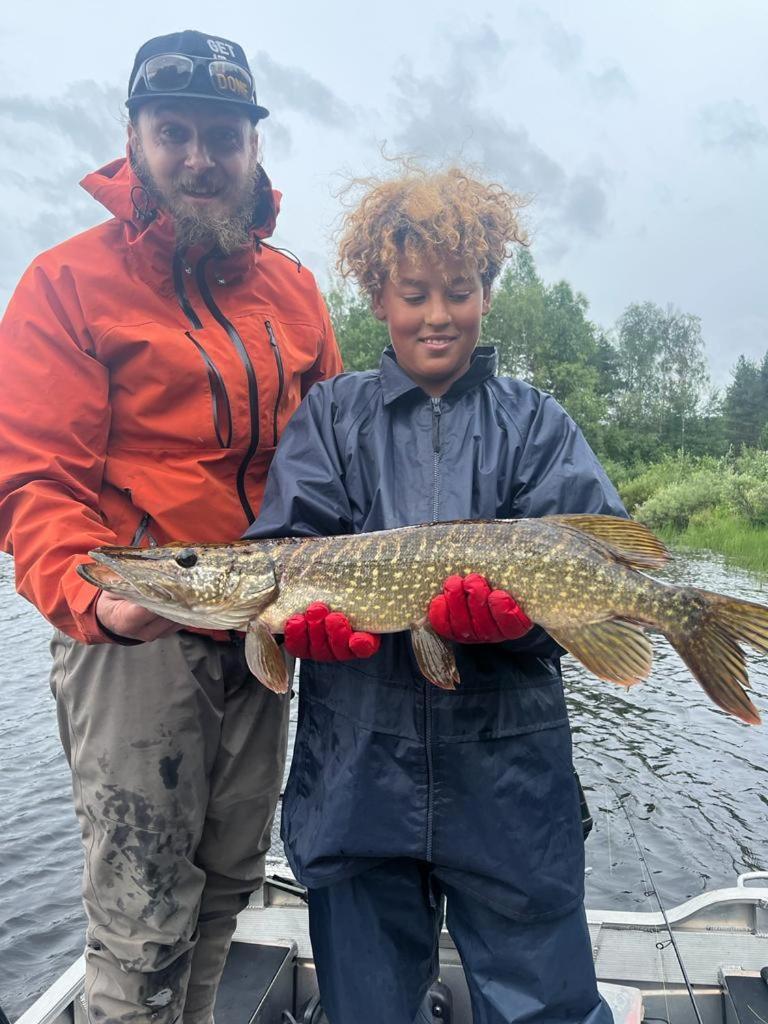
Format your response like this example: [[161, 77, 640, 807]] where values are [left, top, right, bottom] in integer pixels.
[[336, 166, 528, 298]]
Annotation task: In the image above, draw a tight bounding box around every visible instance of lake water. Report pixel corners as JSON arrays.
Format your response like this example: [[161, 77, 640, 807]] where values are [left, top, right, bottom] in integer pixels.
[[1, 550, 767, 1018]]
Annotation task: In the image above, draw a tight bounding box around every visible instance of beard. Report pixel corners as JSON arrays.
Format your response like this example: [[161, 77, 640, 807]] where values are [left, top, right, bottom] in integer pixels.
[[130, 135, 263, 255]]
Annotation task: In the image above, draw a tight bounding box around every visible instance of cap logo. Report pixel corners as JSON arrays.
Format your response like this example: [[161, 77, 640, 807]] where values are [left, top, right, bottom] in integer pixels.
[[207, 38, 237, 59], [212, 70, 250, 99]]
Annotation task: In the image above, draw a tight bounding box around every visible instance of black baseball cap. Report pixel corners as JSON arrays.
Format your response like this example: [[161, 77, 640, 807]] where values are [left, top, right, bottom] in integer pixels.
[[126, 30, 269, 121]]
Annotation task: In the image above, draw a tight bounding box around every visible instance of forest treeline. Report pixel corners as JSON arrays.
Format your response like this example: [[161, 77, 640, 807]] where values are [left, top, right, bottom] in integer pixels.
[[326, 250, 768, 567]]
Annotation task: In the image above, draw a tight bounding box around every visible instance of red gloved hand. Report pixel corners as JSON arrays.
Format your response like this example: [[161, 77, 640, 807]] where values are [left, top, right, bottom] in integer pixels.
[[428, 574, 534, 643], [283, 602, 381, 661]]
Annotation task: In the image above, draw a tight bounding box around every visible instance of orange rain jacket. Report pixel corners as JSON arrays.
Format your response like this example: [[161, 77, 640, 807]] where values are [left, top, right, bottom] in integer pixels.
[[0, 157, 342, 644]]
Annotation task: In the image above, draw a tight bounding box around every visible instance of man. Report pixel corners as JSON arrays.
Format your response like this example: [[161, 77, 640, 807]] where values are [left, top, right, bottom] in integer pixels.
[[0, 30, 341, 1024]]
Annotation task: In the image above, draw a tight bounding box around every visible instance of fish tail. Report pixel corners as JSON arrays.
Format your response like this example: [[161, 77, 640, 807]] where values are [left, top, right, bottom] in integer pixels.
[[663, 589, 766, 725]]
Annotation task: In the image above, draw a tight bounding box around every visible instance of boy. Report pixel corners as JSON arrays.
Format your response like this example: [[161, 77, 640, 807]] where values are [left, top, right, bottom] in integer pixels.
[[246, 167, 621, 1023]]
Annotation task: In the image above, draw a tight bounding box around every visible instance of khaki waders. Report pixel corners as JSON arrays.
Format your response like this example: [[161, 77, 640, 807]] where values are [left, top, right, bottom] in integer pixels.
[[50, 630, 289, 1024]]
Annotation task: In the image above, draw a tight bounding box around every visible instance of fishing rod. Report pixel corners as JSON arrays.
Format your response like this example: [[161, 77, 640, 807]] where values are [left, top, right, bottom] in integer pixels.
[[611, 787, 705, 1024]]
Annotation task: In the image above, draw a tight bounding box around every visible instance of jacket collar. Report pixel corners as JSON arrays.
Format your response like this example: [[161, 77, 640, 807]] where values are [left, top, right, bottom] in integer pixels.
[[79, 154, 282, 293], [380, 346, 498, 406]]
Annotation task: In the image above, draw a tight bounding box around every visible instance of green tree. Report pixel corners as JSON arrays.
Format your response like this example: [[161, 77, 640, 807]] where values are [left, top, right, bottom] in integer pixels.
[[607, 302, 711, 461], [325, 286, 390, 371], [483, 250, 616, 447], [657, 307, 710, 452], [723, 354, 767, 449]]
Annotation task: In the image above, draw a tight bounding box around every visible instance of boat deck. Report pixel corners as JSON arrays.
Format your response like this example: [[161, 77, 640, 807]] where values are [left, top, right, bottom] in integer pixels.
[[13, 873, 768, 1024]]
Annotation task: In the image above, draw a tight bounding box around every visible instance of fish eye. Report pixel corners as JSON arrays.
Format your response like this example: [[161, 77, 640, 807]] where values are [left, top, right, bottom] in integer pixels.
[[175, 550, 198, 569]]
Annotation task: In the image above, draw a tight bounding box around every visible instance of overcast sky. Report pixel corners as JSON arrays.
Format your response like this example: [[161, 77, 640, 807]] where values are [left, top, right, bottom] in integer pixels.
[[1, 1, 766, 385]]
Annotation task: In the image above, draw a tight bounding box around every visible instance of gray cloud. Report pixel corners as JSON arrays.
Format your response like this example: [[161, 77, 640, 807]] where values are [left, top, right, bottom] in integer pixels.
[[388, 30, 609, 240], [519, 6, 583, 70], [260, 118, 293, 160], [699, 99, 768, 153], [0, 81, 125, 166], [517, 9, 633, 105], [0, 80, 125, 304], [251, 51, 356, 129], [450, 22, 509, 65], [562, 175, 609, 236], [588, 66, 633, 101]]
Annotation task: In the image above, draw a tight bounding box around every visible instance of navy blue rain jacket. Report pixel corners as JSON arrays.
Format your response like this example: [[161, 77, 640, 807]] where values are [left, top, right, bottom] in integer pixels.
[[246, 347, 625, 921]]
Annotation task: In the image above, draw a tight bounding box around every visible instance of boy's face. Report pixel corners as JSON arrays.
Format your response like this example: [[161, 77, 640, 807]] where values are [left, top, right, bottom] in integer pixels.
[[372, 255, 491, 397]]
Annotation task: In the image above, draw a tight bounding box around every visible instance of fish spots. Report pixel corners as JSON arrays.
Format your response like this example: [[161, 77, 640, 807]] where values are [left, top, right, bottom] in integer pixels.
[[158, 753, 183, 790]]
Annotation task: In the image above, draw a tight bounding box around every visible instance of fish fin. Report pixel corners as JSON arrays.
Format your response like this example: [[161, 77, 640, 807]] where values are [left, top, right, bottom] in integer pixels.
[[410, 623, 459, 690], [663, 590, 764, 726], [549, 619, 653, 687], [546, 515, 670, 570], [245, 618, 290, 694]]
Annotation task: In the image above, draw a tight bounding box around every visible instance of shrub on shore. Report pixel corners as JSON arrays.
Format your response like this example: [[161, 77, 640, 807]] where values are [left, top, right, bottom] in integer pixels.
[[633, 468, 727, 531], [615, 448, 768, 572]]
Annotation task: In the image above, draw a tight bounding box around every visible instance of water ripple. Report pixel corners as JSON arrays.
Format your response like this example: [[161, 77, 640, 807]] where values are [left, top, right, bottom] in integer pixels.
[[1, 551, 767, 1015]]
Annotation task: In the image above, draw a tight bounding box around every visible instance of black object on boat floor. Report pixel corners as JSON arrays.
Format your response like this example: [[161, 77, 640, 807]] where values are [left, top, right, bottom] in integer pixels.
[[215, 942, 294, 1024], [723, 973, 768, 1024]]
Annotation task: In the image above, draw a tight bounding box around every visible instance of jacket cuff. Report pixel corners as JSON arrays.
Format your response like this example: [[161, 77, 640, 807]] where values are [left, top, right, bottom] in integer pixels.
[[93, 618, 144, 646], [65, 571, 122, 644]]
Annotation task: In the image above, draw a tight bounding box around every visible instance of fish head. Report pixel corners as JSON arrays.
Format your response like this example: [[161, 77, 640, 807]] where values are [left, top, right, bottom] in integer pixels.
[[77, 541, 278, 630]]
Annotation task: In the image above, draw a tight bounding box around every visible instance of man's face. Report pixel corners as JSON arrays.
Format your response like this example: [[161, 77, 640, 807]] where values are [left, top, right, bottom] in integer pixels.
[[373, 254, 491, 397], [128, 98, 260, 252]]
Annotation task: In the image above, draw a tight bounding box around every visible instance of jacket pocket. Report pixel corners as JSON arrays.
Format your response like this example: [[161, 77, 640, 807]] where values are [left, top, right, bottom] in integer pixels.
[[183, 331, 233, 448], [431, 672, 569, 743], [433, 721, 585, 920], [265, 320, 285, 447]]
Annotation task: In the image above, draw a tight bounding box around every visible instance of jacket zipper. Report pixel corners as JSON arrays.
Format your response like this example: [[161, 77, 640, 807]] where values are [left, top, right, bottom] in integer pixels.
[[196, 252, 261, 524], [425, 395, 443, 861], [424, 679, 434, 861], [130, 511, 157, 548], [173, 254, 233, 450], [265, 320, 285, 447], [431, 397, 442, 523], [172, 252, 203, 329]]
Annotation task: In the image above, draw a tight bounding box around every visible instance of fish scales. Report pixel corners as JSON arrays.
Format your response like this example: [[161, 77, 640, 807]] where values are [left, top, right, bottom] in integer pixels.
[[265, 520, 653, 634], [77, 516, 768, 723]]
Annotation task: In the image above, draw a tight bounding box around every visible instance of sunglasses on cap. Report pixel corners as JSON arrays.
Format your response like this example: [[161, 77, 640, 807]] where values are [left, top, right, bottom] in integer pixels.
[[130, 53, 255, 103]]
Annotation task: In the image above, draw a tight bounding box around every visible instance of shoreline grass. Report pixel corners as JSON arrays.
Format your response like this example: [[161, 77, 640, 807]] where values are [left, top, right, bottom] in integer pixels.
[[657, 518, 768, 576]]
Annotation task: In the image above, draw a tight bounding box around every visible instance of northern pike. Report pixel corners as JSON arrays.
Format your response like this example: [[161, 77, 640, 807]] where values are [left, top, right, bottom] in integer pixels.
[[77, 515, 767, 724]]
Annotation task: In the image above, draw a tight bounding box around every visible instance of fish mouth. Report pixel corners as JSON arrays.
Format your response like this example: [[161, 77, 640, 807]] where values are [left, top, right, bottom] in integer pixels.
[[77, 561, 130, 589], [78, 554, 180, 606], [90, 547, 165, 563]]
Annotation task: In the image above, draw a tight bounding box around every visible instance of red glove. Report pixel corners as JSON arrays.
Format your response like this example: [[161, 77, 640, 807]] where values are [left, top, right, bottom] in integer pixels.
[[428, 574, 533, 643], [283, 602, 381, 661]]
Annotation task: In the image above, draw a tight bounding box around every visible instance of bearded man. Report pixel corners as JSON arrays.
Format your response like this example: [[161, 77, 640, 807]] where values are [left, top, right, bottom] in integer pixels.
[[0, 30, 341, 1023]]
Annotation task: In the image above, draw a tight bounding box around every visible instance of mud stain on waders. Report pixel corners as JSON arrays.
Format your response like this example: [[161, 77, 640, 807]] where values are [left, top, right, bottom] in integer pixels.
[[158, 753, 183, 790]]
